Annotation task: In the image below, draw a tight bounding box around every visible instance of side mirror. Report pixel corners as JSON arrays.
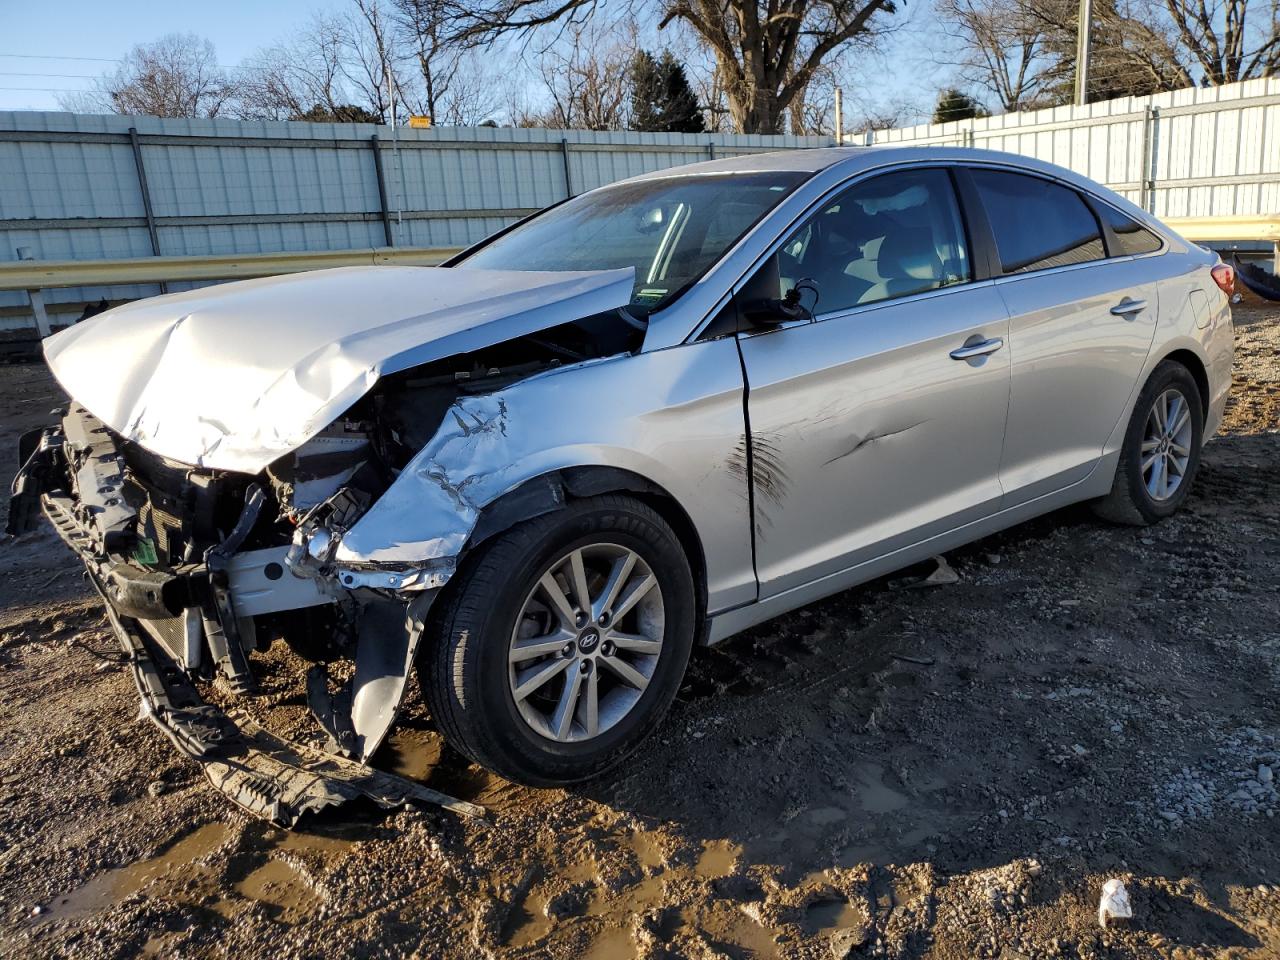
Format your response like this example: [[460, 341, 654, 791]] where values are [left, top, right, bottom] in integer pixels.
[[743, 279, 818, 327], [744, 287, 808, 325]]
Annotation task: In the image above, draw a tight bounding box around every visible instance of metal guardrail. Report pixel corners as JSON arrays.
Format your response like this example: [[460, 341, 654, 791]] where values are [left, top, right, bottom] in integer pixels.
[[1168, 215, 1280, 273], [1165, 216, 1280, 244], [0, 246, 461, 292]]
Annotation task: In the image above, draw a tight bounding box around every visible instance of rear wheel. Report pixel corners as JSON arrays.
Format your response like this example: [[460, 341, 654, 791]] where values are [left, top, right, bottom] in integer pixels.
[[419, 494, 696, 786], [1092, 360, 1204, 526]]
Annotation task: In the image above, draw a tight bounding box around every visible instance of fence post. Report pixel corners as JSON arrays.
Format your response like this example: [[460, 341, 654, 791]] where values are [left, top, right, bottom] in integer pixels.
[[128, 127, 167, 294], [560, 138, 574, 198], [15, 248, 51, 338], [370, 135, 395, 247], [1139, 105, 1160, 214], [707, 141, 716, 161]]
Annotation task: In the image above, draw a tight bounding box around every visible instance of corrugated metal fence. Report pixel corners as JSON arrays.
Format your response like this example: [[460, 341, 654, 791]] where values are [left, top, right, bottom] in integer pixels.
[[0, 112, 832, 331], [870, 76, 1280, 223], [6, 79, 1276, 336]]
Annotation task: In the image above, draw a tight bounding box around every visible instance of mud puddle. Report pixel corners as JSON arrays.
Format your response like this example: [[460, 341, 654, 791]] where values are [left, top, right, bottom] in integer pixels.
[[802, 896, 863, 934], [40, 822, 234, 922], [39, 821, 357, 926]]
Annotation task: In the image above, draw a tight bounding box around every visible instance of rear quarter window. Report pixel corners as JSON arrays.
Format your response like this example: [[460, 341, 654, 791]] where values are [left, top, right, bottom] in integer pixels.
[[970, 169, 1106, 274], [1095, 203, 1164, 256]]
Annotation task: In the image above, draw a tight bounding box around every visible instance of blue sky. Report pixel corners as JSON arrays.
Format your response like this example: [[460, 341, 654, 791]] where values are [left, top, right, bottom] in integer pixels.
[[0, 0, 946, 121], [0, 0, 326, 110]]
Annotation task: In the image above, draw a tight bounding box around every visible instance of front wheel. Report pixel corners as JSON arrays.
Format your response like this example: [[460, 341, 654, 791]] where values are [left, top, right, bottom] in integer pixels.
[[1092, 360, 1204, 526], [419, 494, 696, 786]]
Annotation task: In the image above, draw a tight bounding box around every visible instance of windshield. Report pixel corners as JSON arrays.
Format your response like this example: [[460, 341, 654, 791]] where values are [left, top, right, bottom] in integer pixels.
[[456, 171, 808, 315]]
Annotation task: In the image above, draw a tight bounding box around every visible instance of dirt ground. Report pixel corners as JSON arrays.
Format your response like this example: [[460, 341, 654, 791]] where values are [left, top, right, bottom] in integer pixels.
[[1, 299, 1279, 960]]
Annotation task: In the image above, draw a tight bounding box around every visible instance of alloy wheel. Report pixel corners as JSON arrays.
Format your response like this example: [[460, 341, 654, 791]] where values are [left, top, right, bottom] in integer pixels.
[[507, 544, 665, 743], [1141, 387, 1194, 502]]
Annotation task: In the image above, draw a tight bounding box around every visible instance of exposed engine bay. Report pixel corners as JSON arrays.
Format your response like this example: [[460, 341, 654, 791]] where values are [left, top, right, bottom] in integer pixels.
[[270, 307, 645, 520]]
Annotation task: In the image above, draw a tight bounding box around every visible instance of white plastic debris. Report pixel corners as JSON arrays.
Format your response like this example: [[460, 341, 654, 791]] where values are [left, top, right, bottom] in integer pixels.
[[890, 555, 960, 590], [921, 556, 959, 586], [1098, 879, 1133, 928]]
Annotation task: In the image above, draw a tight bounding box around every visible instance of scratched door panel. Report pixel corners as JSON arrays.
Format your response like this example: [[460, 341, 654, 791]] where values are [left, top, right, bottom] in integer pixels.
[[738, 282, 1012, 600]]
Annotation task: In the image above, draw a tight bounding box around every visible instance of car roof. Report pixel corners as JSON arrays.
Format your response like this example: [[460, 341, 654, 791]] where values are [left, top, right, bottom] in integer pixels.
[[621, 144, 1097, 189]]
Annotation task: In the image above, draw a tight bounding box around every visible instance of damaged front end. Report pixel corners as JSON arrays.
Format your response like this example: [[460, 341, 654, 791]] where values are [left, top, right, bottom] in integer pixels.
[[9, 286, 645, 825], [7, 402, 482, 824]]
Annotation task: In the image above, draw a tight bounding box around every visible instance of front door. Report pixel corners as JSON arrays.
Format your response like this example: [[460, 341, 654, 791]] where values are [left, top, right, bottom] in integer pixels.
[[736, 167, 1013, 599]]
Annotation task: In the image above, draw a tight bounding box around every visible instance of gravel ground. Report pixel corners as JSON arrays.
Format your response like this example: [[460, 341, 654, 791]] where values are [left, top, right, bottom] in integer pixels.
[[1, 299, 1278, 960]]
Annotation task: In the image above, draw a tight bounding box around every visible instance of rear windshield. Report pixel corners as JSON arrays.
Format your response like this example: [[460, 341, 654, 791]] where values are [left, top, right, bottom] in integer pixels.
[[456, 171, 809, 315]]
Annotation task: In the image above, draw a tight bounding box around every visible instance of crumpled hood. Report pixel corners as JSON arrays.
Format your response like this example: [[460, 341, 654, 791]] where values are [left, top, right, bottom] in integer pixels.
[[44, 265, 634, 473]]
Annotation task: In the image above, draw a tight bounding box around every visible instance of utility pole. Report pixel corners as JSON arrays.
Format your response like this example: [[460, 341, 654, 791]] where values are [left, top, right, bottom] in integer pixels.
[[1074, 0, 1094, 106], [834, 87, 844, 145]]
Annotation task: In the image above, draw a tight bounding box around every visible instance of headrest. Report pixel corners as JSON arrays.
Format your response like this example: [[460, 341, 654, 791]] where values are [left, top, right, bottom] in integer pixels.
[[876, 226, 942, 281]]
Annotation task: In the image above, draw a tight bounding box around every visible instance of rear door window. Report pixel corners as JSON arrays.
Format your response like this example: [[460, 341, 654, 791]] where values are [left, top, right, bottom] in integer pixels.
[[1095, 203, 1164, 256], [970, 169, 1106, 274]]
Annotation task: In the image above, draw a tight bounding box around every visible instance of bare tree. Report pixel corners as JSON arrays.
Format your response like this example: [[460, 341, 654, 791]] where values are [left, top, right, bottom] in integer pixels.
[[1161, 0, 1280, 84], [429, 56, 506, 124], [936, 0, 1051, 111], [238, 0, 503, 126], [782, 62, 829, 134], [59, 34, 238, 118], [534, 21, 636, 129], [1023, 0, 1191, 100], [659, 0, 898, 133], [848, 95, 918, 134], [443, 0, 900, 134], [237, 17, 351, 120], [943, 0, 1277, 113], [346, 0, 404, 122], [235, 9, 406, 122], [393, 0, 464, 120]]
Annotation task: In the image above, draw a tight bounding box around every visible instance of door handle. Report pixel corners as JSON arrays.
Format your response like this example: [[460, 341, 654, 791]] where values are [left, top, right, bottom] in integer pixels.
[[1110, 298, 1148, 316], [949, 337, 1005, 361]]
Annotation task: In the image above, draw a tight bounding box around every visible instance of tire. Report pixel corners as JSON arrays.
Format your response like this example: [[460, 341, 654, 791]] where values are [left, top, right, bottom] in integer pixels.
[[1092, 360, 1205, 526], [419, 493, 696, 786]]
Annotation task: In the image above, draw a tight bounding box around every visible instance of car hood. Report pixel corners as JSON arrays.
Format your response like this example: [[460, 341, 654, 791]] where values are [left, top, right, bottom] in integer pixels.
[[43, 265, 635, 474]]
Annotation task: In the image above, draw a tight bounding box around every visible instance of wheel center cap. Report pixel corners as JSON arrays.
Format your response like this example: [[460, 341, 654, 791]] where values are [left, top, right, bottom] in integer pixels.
[[578, 629, 600, 653]]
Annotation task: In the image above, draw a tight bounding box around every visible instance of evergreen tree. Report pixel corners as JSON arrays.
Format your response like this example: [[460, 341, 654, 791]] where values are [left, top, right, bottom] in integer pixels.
[[293, 103, 385, 124], [630, 49, 706, 133], [932, 88, 988, 123], [656, 51, 705, 133], [630, 50, 665, 131]]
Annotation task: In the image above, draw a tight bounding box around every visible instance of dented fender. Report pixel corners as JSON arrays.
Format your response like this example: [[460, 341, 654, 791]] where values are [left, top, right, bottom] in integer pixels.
[[329, 337, 757, 616]]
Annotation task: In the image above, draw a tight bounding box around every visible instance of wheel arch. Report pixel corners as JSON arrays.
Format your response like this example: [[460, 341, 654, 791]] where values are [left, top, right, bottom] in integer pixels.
[[1159, 348, 1211, 425], [465, 466, 710, 635]]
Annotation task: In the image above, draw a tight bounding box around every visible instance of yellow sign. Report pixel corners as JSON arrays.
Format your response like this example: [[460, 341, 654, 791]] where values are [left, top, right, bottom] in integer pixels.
[[408, 116, 432, 129]]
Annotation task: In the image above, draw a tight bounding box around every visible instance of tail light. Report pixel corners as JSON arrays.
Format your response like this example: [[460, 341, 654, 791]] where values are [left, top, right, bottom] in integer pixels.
[[1211, 263, 1235, 297]]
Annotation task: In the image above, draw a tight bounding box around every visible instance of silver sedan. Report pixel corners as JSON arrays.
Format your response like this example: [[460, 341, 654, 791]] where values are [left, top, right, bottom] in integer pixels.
[[14, 146, 1235, 812]]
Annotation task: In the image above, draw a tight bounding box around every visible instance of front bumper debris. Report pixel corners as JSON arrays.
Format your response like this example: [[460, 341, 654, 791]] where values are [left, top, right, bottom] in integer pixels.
[[98, 574, 484, 826], [11, 405, 483, 826]]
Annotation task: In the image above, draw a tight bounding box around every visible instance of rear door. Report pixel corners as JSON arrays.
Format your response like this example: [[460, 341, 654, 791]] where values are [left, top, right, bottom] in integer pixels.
[[736, 166, 1012, 599], [962, 168, 1161, 506]]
